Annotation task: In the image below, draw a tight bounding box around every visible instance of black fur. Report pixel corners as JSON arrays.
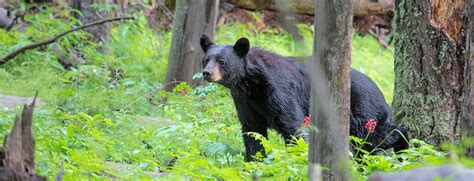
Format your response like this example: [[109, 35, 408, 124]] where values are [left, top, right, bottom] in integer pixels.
[[233, 38, 250, 57], [350, 71, 409, 155], [200, 34, 214, 53], [199, 34, 408, 161]]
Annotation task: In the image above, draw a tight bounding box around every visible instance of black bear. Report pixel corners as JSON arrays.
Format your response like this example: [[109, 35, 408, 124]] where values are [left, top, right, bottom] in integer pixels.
[[199, 34, 408, 161], [350, 70, 409, 156]]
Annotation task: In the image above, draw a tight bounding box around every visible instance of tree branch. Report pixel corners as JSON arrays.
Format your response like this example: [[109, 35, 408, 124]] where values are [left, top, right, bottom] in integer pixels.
[[1, 16, 135, 65]]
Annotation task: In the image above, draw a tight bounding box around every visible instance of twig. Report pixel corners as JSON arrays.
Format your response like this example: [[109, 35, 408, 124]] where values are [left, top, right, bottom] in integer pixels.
[[1, 16, 135, 64]]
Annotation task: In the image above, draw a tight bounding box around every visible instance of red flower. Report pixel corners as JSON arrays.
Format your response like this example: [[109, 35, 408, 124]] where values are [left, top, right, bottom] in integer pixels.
[[304, 116, 310, 127], [364, 118, 377, 133], [181, 88, 188, 96], [79, 70, 87, 77]]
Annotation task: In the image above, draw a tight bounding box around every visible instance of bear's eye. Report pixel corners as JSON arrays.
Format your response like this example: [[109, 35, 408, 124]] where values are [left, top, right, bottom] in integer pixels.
[[217, 58, 225, 63]]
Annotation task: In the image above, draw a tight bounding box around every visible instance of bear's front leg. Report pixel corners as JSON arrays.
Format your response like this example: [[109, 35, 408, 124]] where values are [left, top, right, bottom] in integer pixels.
[[232, 96, 269, 161], [242, 125, 267, 162]]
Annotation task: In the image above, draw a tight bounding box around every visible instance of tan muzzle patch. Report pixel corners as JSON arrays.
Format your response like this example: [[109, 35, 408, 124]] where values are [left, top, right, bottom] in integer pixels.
[[210, 66, 222, 82]]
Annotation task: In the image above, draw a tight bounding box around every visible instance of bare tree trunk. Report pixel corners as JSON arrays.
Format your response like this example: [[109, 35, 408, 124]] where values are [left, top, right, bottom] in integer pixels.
[[392, 0, 468, 146], [71, 0, 111, 44], [164, 0, 219, 91], [309, 0, 353, 180], [462, 0, 474, 158]]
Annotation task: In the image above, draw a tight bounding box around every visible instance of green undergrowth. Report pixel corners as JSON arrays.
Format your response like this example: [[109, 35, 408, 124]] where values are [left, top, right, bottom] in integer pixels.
[[0, 7, 471, 180]]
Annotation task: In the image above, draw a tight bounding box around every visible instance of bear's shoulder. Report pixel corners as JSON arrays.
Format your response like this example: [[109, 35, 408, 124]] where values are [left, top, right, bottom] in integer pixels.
[[245, 48, 300, 72]]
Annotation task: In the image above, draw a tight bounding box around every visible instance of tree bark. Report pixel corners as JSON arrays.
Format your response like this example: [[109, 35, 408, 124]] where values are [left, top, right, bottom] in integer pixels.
[[227, 0, 392, 16], [0, 93, 45, 181], [164, 0, 219, 91], [71, 0, 112, 44], [392, 0, 468, 146], [462, 0, 474, 158], [309, 0, 353, 180]]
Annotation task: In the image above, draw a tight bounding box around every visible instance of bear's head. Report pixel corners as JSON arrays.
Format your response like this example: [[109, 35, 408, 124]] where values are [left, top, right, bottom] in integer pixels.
[[199, 34, 249, 87]]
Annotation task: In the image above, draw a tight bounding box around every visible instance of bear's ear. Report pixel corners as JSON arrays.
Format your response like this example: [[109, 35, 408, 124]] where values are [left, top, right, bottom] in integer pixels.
[[200, 34, 214, 53], [233, 37, 250, 57]]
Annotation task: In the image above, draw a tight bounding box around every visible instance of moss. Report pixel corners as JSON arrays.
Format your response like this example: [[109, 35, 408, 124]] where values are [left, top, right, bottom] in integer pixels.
[[435, 41, 450, 72], [393, 0, 462, 145], [398, 0, 406, 19]]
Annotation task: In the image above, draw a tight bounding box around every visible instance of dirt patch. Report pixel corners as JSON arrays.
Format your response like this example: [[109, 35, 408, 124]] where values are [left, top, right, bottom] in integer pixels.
[[0, 94, 43, 109]]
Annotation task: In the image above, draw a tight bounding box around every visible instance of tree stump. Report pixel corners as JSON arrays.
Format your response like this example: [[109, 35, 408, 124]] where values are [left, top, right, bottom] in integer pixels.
[[0, 93, 45, 181]]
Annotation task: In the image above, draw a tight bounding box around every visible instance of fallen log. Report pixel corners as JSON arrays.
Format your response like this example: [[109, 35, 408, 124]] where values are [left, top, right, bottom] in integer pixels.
[[226, 0, 393, 16], [0, 92, 46, 181]]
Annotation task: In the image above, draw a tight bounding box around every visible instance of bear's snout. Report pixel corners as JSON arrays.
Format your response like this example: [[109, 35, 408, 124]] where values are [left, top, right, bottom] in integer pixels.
[[202, 59, 223, 82], [203, 70, 212, 81]]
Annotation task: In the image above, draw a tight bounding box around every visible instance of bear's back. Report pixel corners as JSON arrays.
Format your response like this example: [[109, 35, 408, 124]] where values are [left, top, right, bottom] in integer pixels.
[[245, 48, 304, 79], [241, 48, 310, 116]]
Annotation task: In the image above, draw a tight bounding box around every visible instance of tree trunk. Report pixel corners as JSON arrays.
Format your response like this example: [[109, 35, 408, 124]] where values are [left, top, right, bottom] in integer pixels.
[[164, 0, 219, 91], [71, 0, 111, 44], [392, 0, 468, 146], [462, 0, 474, 158], [227, 0, 392, 16], [309, 0, 353, 180]]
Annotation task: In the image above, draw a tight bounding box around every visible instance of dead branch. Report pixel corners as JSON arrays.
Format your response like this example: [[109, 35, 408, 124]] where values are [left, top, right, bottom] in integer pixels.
[[1, 16, 135, 65]]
